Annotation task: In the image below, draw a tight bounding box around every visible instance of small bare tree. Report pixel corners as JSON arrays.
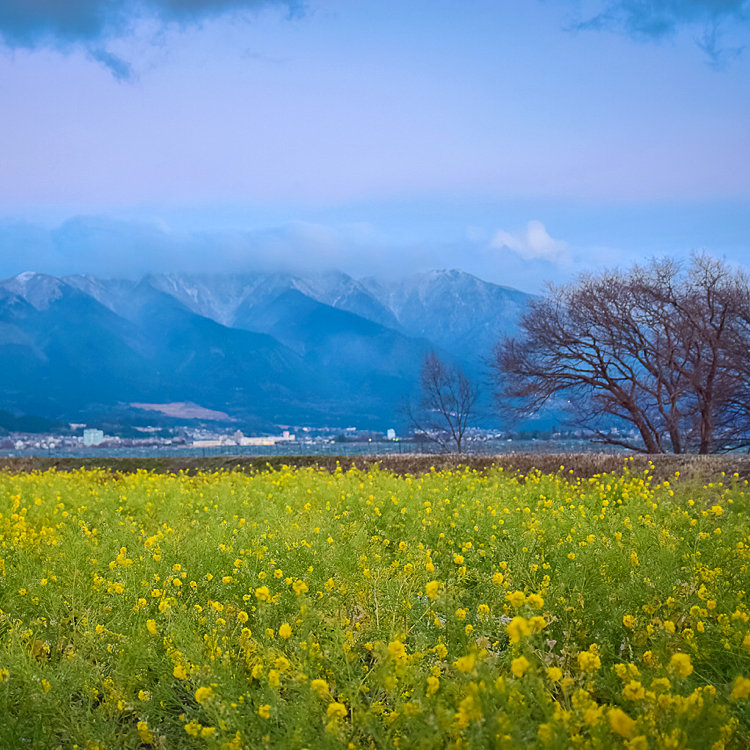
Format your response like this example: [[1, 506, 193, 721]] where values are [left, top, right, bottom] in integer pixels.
[[409, 352, 478, 453], [494, 255, 750, 454]]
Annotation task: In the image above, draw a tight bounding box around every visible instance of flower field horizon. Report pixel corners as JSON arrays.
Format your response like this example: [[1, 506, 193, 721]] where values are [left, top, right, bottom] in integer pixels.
[[1, 462, 749, 748]]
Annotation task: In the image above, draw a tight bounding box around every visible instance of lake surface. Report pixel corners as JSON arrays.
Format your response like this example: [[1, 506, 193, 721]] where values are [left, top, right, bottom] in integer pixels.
[[1, 438, 626, 459]]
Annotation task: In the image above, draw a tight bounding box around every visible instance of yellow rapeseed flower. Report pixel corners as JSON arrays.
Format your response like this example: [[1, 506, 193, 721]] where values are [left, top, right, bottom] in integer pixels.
[[608, 707, 636, 738], [623, 680, 645, 701], [526, 593, 544, 609], [669, 653, 693, 678], [511, 656, 530, 677], [455, 654, 476, 673], [506, 591, 525, 608], [311, 679, 328, 698], [730, 676, 750, 700], [577, 646, 601, 672], [538, 723, 553, 742], [506, 616, 531, 644], [137, 721, 154, 744], [327, 702, 347, 720], [425, 580, 440, 599], [454, 691, 482, 728], [547, 666, 563, 682], [388, 640, 407, 663], [529, 615, 546, 632], [426, 675, 439, 695], [195, 686, 214, 704]]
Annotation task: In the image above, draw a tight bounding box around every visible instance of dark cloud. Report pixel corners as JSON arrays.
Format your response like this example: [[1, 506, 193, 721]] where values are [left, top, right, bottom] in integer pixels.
[[0, 0, 302, 76], [572, 0, 748, 65], [88, 48, 135, 81]]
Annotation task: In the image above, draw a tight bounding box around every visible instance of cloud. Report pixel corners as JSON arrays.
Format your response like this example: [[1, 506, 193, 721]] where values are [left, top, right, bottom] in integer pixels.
[[0, 0, 302, 76], [696, 23, 745, 68], [0, 216, 385, 279], [88, 48, 135, 81], [569, 0, 749, 65], [490, 220, 569, 263], [0, 215, 546, 289], [0, 214, 632, 293]]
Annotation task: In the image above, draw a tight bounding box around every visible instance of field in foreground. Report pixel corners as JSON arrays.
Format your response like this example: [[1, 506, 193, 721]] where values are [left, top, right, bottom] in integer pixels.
[[1, 463, 749, 748]]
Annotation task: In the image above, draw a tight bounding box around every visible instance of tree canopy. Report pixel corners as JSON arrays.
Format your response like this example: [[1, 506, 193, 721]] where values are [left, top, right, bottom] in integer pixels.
[[495, 255, 750, 453]]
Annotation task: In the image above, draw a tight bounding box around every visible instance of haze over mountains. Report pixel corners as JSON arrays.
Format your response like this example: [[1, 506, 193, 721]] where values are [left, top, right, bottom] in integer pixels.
[[0, 269, 531, 430]]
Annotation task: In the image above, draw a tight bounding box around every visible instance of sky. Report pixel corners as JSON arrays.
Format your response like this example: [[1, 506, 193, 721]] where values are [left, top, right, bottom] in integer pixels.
[[0, 0, 748, 291]]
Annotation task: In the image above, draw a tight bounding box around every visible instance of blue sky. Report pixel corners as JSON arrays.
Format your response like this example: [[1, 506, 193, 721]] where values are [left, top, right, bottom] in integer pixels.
[[0, 0, 748, 291]]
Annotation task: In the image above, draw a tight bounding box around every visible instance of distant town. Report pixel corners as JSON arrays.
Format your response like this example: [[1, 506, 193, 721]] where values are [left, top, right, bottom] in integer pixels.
[[2, 424, 386, 455], [0, 423, 619, 458]]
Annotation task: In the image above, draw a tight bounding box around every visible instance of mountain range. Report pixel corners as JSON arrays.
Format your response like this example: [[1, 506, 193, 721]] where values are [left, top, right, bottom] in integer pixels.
[[0, 269, 531, 430]]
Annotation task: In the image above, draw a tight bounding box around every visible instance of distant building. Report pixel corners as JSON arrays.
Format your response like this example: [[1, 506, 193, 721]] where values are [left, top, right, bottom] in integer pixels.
[[192, 439, 225, 448], [193, 432, 296, 449], [83, 428, 104, 446], [386, 428, 396, 440], [238, 437, 277, 446], [238, 432, 296, 446]]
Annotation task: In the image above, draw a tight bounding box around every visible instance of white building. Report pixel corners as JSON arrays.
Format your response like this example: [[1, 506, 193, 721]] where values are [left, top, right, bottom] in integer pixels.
[[238, 432, 296, 446], [193, 432, 296, 448], [83, 428, 104, 446]]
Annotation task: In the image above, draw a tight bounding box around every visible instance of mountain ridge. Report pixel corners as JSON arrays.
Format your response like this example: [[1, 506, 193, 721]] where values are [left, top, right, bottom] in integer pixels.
[[0, 269, 532, 428]]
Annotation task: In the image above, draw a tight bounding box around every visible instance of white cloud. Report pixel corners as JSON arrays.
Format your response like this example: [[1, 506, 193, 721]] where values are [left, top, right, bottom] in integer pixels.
[[490, 220, 569, 263]]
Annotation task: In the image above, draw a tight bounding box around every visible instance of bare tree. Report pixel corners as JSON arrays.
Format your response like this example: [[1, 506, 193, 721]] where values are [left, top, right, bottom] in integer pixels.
[[678, 255, 750, 451], [494, 255, 750, 454], [409, 352, 478, 453]]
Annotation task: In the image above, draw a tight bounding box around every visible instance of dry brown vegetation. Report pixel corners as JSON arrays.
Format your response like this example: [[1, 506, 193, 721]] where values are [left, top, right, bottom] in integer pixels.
[[3, 452, 750, 482]]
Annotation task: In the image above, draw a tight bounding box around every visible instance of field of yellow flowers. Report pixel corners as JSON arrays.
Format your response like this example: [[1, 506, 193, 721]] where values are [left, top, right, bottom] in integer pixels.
[[1, 461, 749, 749]]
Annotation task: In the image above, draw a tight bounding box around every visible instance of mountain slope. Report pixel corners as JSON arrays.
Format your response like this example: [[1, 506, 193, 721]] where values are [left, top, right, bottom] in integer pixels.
[[0, 269, 532, 427], [0, 280, 153, 415], [144, 270, 403, 331], [0, 275, 331, 423], [122, 268, 531, 367], [361, 269, 530, 365], [233, 288, 439, 418]]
